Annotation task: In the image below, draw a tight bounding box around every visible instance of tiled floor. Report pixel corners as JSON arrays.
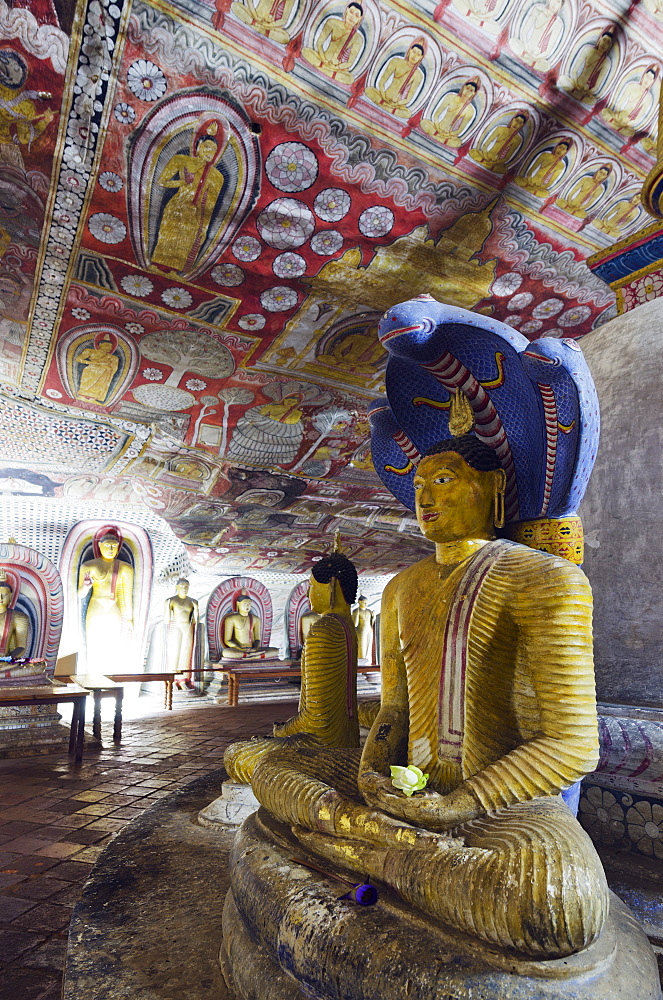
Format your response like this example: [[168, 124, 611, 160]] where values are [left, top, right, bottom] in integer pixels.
[[0, 697, 293, 1000]]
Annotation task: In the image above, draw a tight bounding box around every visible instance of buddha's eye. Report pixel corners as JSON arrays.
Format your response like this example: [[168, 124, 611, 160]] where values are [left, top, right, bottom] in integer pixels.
[[434, 476, 452, 484], [413, 481, 423, 490]]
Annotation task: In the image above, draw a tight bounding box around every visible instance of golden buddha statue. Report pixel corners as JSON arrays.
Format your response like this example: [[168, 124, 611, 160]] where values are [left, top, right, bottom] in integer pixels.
[[224, 542, 360, 784], [78, 526, 134, 674], [164, 578, 199, 689], [421, 79, 480, 147], [247, 391, 609, 961], [365, 39, 426, 118], [515, 138, 573, 197], [221, 590, 279, 660], [0, 571, 28, 656], [352, 594, 374, 662], [231, 0, 298, 44], [302, 2, 365, 85], [75, 336, 119, 404]]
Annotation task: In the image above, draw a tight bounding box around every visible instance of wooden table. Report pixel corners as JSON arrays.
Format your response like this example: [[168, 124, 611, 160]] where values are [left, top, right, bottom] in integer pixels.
[[61, 675, 124, 742], [217, 663, 380, 707], [0, 684, 88, 764], [107, 673, 179, 710]]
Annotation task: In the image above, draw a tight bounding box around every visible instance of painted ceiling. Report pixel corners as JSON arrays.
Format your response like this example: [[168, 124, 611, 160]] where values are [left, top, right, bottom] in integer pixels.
[[0, 0, 658, 573]]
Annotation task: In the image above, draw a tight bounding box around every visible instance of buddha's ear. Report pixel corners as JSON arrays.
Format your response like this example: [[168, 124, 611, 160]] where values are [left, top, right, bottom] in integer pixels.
[[328, 576, 338, 610]]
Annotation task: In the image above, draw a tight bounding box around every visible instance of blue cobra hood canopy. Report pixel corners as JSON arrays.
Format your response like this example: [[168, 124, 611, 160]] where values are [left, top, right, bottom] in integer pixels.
[[369, 294, 600, 522]]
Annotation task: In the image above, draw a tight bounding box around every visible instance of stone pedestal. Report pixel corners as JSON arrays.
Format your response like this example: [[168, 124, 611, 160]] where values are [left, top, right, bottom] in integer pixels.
[[198, 780, 258, 828], [221, 809, 661, 1000]]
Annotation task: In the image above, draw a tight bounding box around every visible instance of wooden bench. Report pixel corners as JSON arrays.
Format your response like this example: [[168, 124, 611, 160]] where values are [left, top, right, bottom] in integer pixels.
[[60, 675, 124, 742], [107, 673, 179, 710], [0, 684, 89, 764], [216, 663, 380, 707]]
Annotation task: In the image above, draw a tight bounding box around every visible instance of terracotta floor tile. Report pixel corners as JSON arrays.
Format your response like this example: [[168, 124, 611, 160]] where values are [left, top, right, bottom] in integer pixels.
[[70, 846, 106, 863], [69, 791, 109, 803], [43, 814, 92, 830], [11, 901, 72, 933], [43, 861, 92, 882], [0, 928, 46, 962], [84, 818, 127, 833], [0, 873, 27, 890], [1, 837, 57, 855], [1, 855, 61, 875], [5, 878, 70, 900], [34, 843, 84, 860], [73, 804, 117, 817], [0, 894, 36, 921]]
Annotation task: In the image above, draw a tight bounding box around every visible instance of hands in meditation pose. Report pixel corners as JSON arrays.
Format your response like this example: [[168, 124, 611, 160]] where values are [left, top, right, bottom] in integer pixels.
[[248, 392, 609, 960], [221, 591, 279, 660]]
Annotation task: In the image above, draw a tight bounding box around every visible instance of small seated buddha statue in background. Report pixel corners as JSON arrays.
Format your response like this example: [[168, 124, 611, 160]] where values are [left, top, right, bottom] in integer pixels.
[[224, 539, 359, 785], [0, 570, 28, 657], [249, 391, 609, 960], [220, 590, 279, 661]]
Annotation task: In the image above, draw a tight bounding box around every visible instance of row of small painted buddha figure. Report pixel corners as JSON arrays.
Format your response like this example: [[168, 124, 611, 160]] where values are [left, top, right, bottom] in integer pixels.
[[224, 416, 608, 961]]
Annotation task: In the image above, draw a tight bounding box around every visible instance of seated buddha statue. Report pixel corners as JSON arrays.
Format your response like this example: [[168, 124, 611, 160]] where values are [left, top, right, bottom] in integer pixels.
[[224, 545, 360, 785], [0, 571, 28, 657], [248, 391, 609, 961], [221, 590, 279, 660]]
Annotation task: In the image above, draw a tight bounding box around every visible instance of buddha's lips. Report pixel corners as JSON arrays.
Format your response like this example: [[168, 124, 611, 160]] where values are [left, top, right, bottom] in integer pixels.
[[420, 511, 440, 521]]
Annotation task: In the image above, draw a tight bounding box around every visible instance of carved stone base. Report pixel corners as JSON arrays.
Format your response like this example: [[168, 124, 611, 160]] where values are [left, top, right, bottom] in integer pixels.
[[197, 780, 258, 829], [222, 810, 662, 1000]]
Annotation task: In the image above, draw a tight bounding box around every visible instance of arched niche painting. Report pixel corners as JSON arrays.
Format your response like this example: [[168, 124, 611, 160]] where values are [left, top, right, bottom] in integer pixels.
[[60, 520, 153, 674], [508, 0, 578, 75], [557, 20, 624, 106], [364, 28, 442, 119], [301, 0, 382, 87], [593, 186, 645, 240], [314, 312, 385, 378], [0, 541, 63, 672], [56, 324, 139, 407], [206, 576, 273, 662], [469, 105, 538, 175], [600, 60, 661, 138], [231, 0, 308, 45], [420, 68, 493, 149], [127, 89, 261, 282], [555, 158, 620, 221], [514, 131, 581, 199], [286, 579, 312, 659]]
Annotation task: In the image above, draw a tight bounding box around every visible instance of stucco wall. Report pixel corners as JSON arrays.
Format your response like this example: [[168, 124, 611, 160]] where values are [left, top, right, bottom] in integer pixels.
[[580, 296, 663, 707]]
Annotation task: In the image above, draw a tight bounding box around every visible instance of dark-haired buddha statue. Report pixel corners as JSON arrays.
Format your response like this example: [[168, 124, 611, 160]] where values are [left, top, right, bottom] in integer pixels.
[[220, 590, 279, 660], [222, 297, 660, 1000], [223, 537, 359, 785]]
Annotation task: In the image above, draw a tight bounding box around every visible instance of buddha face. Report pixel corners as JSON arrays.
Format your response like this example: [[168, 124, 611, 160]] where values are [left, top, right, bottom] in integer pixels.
[[176, 581, 189, 599], [595, 167, 610, 182], [99, 537, 120, 560], [413, 451, 497, 544], [511, 114, 527, 130], [345, 3, 363, 26], [98, 340, 114, 353], [460, 83, 478, 100], [0, 585, 12, 611], [197, 138, 218, 162], [554, 141, 570, 157], [408, 45, 424, 65], [597, 33, 613, 54], [236, 597, 252, 617], [358, 598, 367, 609]]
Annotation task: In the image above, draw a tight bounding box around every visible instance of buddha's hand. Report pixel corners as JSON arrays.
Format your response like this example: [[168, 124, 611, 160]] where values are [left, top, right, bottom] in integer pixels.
[[359, 771, 480, 831]]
